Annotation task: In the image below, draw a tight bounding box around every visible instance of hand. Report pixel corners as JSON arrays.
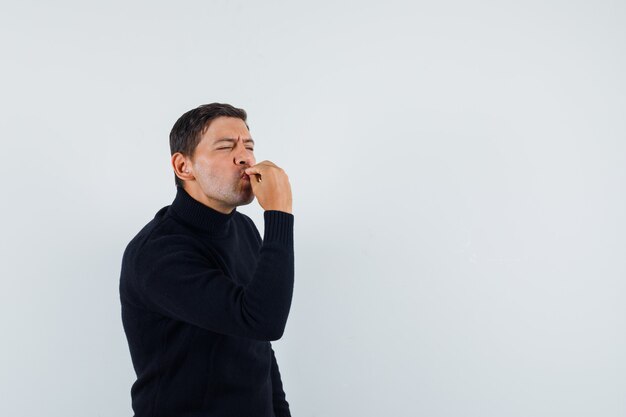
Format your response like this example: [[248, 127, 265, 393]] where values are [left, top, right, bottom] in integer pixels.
[[244, 161, 293, 214]]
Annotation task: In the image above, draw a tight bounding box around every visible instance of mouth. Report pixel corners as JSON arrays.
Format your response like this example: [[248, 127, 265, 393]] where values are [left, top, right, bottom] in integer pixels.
[[241, 173, 250, 181]]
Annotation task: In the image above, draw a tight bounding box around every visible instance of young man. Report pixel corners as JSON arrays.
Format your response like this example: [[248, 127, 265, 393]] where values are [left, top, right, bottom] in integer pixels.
[[119, 103, 294, 417]]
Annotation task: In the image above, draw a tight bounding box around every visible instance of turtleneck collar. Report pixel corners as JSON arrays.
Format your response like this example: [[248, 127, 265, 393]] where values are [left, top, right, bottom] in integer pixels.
[[169, 186, 237, 234]]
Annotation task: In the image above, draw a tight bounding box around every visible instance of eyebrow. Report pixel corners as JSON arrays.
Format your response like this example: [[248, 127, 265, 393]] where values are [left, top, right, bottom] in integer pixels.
[[213, 138, 255, 146]]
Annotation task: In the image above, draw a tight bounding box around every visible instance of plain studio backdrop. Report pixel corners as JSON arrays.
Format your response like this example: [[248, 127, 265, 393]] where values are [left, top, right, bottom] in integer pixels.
[[1, 1, 624, 416]]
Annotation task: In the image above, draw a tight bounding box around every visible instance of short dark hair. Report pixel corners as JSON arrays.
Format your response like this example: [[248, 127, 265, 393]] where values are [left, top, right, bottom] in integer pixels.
[[169, 102, 249, 188]]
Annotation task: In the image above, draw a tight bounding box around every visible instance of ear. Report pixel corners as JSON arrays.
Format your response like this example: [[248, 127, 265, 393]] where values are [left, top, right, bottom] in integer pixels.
[[171, 153, 194, 181]]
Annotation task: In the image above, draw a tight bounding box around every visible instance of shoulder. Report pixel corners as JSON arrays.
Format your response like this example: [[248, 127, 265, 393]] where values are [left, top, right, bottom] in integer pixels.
[[143, 216, 204, 257], [124, 208, 204, 265]]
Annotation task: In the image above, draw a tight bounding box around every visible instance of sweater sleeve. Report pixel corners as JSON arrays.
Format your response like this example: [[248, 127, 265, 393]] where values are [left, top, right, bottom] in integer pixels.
[[136, 210, 294, 341], [270, 343, 291, 417]]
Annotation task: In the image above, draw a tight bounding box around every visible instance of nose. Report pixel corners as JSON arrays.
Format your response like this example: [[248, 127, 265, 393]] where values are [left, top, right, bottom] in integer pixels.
[[233, 139, 255, 167]]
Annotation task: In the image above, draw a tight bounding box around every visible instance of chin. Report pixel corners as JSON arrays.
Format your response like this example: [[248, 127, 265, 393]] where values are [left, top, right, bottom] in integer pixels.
[[241, 196, 255, 206], [227, 192, 253, 207]]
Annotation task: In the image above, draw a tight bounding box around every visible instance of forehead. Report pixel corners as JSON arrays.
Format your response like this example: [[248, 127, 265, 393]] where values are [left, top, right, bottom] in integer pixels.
[[202, 116, 250, 141]]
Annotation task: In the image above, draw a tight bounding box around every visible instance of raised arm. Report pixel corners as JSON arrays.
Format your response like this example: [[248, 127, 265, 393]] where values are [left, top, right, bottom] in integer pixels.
[[136, 210, 294, 341]]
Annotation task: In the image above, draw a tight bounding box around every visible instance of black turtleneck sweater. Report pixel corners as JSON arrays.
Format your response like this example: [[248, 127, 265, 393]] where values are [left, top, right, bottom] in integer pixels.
[[119, 186, 294, 417]]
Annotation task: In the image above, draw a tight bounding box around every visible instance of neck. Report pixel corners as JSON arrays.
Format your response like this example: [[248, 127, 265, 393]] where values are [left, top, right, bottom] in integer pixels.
[[170, 186, 237, 235]]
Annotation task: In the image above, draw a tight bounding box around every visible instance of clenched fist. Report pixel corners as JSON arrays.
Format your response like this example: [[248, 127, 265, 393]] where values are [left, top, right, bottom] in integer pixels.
[[244, 161, 293, 214]]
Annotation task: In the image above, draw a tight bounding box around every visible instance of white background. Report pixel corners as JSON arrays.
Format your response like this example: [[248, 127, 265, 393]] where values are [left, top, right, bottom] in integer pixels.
[[1, 1, 624, 416]]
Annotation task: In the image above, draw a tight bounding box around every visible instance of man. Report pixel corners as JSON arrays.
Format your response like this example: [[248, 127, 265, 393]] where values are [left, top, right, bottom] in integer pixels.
[[119, 102, 294, 417]]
